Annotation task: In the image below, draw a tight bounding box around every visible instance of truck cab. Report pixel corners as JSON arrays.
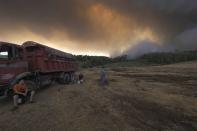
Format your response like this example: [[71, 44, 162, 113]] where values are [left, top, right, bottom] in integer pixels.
[[0, 42, 28, 95]]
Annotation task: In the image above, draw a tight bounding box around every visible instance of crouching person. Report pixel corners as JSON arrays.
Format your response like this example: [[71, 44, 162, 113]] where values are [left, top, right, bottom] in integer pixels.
[[12, 80, 35, 110]]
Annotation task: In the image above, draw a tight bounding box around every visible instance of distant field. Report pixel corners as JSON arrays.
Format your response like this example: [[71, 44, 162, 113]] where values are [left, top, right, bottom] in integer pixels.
[[0, 61, 197, 131], [105, 60, 159, 68]]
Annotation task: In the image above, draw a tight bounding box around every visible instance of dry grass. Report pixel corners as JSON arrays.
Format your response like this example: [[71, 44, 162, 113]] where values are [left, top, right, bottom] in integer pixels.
[[0, 61, 197, 131]]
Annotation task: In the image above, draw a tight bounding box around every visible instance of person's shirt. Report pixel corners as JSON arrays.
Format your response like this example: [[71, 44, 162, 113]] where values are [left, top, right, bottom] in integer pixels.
[[13, 84, 27, 93]]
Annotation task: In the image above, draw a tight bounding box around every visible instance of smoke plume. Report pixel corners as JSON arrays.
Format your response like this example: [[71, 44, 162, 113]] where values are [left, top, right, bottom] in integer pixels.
[[0, 0, 196, 56]]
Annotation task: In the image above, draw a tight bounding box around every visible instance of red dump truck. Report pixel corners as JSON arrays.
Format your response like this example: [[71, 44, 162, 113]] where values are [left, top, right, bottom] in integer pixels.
[[0, 41, 78, 96]]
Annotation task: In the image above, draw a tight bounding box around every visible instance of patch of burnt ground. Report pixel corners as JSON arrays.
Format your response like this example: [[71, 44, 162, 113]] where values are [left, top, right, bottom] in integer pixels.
[[110, 93, 197, 131]]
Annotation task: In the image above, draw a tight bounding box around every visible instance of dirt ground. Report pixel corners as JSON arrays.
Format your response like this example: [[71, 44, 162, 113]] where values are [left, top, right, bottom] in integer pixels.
[[0, 61, 197, 131]]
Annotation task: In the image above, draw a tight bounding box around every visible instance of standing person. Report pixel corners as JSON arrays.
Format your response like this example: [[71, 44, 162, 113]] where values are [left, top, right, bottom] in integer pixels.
[[100, 66, 108, 86], [12, 80, 35, 110]]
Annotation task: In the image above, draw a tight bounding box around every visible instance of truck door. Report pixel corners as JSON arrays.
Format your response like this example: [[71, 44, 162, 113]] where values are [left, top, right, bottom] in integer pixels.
[[0, 44, 28, 86], [8, 45, 28, 74]]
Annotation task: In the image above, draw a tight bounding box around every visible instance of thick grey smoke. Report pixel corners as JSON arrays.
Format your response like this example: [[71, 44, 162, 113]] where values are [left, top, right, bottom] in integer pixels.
[[174, 27, 197, 51], [124, 41, 163, 59], [0, 0, 196, 56], [120, 40, 174, 59], [120, 27, 197, 58], [123, 26, 197, 59], [100, 0, 197, 40]]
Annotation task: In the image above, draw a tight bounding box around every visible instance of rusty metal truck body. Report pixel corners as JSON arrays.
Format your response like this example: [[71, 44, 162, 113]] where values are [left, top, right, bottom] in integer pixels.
[[0, 41, 78, 96]]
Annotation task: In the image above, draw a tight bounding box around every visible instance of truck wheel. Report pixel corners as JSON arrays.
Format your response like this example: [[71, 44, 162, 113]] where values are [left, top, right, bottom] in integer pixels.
[[63, 73, 71, 84], [70, 72, 75, 83]]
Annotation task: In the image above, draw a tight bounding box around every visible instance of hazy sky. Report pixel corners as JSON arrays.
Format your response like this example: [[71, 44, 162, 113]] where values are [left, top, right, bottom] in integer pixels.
[[0, 0, 197, 57]]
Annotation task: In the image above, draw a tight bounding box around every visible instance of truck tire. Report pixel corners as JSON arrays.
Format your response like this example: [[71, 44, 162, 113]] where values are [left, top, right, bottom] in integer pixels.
[[62, 73, 71, 84], [70, 72, 75, 83]]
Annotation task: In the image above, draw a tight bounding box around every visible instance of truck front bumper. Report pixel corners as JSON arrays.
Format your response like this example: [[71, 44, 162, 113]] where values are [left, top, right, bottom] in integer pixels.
[[0, 85, 9, 96]]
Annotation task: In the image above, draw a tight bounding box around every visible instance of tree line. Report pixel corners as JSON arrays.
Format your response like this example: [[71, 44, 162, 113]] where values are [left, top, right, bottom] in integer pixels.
[[139, 50, 197, 64], [74, 55, 127, 68], [74, 50, 197, 68]]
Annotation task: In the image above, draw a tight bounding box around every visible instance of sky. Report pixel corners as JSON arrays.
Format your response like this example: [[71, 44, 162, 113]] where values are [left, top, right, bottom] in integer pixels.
[[0, 0, 197, 57]]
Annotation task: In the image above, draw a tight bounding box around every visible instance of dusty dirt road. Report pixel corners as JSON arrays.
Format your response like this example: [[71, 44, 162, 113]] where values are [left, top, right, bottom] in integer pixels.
[[0, 61, 197, 131]]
